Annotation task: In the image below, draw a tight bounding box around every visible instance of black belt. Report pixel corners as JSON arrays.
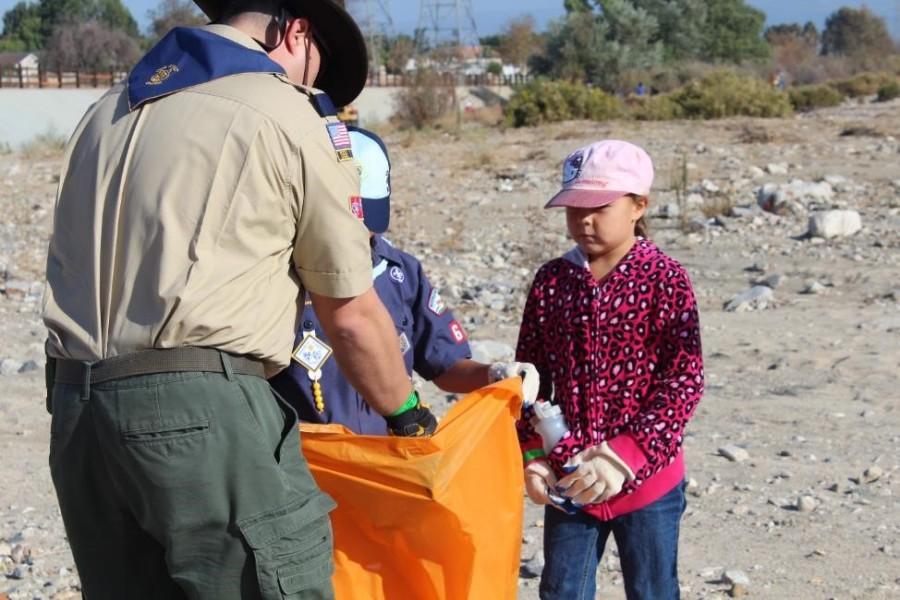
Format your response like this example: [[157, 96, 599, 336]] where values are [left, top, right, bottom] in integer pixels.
[[53, 347, 266, 386]]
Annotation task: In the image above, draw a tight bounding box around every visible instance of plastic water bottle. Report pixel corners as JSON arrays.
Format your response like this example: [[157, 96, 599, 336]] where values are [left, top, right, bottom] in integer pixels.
[[532, 400, 569, 455], [530, 401, 580, 514]]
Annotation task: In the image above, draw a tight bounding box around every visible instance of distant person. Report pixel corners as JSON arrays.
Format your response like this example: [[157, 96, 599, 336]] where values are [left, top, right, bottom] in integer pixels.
[[635, 81, 646, 97], [515, 140, 705, 599], [776, 71, 787, 92], [271, 127, 540, 434]]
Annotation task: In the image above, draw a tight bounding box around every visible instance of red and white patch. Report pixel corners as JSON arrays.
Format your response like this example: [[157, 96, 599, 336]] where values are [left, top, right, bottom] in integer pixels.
[[349, 196, 364, 220], [449, 320, 467, 344]]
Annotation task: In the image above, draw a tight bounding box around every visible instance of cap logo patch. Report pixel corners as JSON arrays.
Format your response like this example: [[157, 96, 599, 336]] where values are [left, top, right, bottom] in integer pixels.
[[562, 151, 584, 184], [146, 64, 179, 86]]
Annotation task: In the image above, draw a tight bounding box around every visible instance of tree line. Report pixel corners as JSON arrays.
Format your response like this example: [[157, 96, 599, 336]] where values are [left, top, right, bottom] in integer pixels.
[[0, 0, 203, 71], [0, 0, 896, 89]]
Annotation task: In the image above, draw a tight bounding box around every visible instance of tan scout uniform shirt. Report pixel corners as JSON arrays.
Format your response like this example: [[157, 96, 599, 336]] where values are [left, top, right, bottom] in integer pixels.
[[42, 25, 372, 374]]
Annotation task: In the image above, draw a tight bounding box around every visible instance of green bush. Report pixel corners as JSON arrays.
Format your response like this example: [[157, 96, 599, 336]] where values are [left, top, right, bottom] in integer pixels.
[[788, 84, 845, 112], [505, 80, 623, 127], [670, 69, 793, 119], [829, 72, 893, 97], [876, 80, 900, 102], [629, 95, 685, 121]]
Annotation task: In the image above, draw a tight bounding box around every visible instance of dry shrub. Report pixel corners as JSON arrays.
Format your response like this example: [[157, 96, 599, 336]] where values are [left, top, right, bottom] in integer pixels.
[[789, 84, 845, 112], [465, 104, 503, 127], [504, 80, 623, 127], [20, 129, 67, 158], [671, 69, 793, 119], [393, 69, 453, 130], [876, 80, 900, 102], [629, 95, 684, 121], [840, 126, 882, 137], [617, 62, 717, 95], [700, 196, 736, 219], [829, 72, 894, 98], [460, 150, 496, 171], [736, 125, 774, 144], [553, 127, 584, 140], [525, 149, 549, 161]]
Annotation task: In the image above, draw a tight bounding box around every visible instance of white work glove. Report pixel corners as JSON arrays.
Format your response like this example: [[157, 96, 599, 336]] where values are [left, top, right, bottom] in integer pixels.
[[489, 362, 540, 406], [556, 442, 635, 505], [524, 459, 558, 506]]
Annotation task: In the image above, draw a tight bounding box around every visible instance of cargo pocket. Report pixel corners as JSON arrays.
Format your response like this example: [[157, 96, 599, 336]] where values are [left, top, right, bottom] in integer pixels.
[[238, 492, 337, 599]]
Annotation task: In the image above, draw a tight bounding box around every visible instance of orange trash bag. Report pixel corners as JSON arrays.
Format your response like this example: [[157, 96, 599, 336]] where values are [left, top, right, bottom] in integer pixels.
[[299, 379, 525, 600]]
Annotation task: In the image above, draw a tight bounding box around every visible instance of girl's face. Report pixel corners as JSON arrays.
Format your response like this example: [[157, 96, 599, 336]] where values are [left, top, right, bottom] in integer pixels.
[[565, 196, 647, 260]]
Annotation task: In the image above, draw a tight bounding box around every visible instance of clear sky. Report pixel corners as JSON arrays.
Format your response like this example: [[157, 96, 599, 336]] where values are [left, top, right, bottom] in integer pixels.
[[0, 0, 897, 38]]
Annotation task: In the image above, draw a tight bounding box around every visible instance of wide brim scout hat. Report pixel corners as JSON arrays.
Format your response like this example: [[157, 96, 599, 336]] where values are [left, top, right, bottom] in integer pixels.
[[193, 0, 367, 107]]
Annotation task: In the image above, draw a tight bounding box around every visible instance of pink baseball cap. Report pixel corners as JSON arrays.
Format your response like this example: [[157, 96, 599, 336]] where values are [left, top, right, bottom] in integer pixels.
[[545, 140, 654, 209]]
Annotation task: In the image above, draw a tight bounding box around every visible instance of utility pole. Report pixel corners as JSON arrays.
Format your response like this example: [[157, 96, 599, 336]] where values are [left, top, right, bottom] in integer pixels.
[[345, 0, 395, 83], [894, 1, 900, 42], [416, 0, 478, 55]]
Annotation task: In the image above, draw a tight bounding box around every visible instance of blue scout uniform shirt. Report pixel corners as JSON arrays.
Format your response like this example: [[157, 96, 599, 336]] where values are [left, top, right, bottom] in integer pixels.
[[271, 235, 472, 434]]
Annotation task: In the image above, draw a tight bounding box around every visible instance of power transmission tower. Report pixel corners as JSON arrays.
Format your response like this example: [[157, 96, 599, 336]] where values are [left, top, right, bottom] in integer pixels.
[[894, 0, 900, 41], [345, 0, 395, 79], [416, 0, 479, 55]]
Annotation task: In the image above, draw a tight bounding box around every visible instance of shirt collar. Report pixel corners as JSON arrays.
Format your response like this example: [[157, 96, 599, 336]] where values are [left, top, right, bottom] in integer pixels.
[[126, 25, 285, 110]]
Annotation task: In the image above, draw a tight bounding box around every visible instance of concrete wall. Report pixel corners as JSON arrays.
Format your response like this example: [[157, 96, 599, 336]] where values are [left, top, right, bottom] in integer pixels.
[[0, 89, 108, 149], [0, 85, 512, 148]]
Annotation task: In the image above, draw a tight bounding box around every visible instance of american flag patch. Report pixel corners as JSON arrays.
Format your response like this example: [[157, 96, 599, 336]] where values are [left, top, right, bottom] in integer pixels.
[[326, 122, 352, 151]]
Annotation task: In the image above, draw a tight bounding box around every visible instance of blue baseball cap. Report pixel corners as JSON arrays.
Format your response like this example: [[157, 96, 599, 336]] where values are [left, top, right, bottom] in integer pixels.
[[348, 127, 391, 234]]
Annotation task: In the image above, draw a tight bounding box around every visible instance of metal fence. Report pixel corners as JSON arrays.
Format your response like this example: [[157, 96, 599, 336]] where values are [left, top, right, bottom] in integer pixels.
[[0, 65, 127, 89], [365, 72, 532, 87], [0, 64, 531, 89]]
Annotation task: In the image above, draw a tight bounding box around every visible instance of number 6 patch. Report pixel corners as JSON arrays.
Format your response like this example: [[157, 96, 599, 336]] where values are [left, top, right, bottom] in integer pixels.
[[449, 320, 467, 344]]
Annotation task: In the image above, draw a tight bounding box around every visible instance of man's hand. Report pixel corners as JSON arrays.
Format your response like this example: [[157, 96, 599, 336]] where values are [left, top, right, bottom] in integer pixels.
[[385, 402, 438, 437], [555, 442, 634, 505], [489, 362, 540, 406], [524, 459, 558, 505]]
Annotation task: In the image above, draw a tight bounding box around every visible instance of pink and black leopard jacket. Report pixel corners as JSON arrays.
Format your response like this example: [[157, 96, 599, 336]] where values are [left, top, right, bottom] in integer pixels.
[[516, 238, 704, 520]]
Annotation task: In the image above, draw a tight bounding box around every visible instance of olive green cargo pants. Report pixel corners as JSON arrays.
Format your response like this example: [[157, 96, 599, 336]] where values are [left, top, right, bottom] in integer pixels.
[[48, 360, 335, 599]]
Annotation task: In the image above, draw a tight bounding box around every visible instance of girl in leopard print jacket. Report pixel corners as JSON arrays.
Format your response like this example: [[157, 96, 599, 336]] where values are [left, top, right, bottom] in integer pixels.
[[516, 140, 703, 599]]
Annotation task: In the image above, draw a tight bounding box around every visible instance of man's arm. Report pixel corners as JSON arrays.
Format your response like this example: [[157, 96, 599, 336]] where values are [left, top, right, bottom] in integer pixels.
[[310, 289, 412, 416], [432, 359, 490, 393]]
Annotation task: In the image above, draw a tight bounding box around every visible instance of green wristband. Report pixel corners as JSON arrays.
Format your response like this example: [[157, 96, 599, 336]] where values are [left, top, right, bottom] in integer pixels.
[[389, 390, 420, 417], [522, 448, 546, 463]]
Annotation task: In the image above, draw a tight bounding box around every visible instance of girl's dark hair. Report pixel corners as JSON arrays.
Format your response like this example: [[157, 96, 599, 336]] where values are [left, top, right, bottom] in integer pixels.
[[629, 195, 650, 239]]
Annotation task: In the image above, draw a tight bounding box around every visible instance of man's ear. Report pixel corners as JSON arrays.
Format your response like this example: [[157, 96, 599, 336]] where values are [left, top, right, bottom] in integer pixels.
[[283, 17, 312, 55]]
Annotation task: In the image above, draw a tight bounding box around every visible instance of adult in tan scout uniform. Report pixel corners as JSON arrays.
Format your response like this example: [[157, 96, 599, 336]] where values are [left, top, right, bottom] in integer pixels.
[[41, 0, 437, 597]]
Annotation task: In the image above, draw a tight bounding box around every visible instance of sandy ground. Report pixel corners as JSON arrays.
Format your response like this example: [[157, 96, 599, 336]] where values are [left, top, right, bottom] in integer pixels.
[[1, 97, 898, 599]]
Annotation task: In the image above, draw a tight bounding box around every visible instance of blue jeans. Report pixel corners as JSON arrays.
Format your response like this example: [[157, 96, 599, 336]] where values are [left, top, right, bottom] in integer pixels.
[[539, 482, 686, 600]]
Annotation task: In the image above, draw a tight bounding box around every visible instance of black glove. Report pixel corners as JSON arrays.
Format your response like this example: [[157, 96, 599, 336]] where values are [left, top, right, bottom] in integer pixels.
[[385, 402, 438, 437]]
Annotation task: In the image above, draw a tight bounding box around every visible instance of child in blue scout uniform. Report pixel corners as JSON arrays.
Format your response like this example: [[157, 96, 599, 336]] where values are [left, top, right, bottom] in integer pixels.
[[271, 128, 538, 434]]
